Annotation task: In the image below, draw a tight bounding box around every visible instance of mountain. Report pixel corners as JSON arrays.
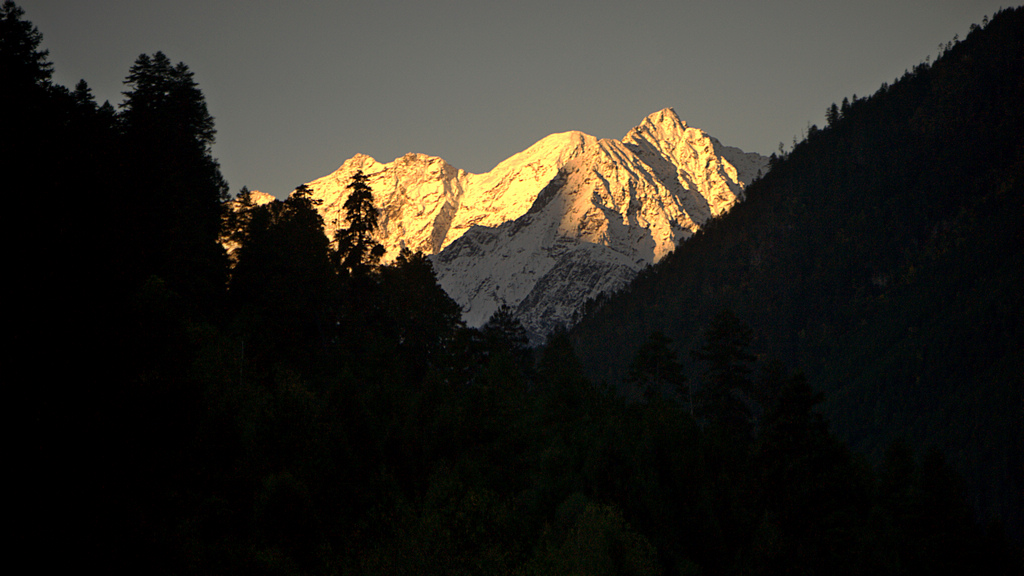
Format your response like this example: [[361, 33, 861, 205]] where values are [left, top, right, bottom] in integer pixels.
[[302, 108, 768, 339], [570, 8, 1024, 536]]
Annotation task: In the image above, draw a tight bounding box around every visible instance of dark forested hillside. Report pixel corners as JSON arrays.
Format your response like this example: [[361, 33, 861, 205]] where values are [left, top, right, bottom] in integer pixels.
[[571, 7, 1024, 538]]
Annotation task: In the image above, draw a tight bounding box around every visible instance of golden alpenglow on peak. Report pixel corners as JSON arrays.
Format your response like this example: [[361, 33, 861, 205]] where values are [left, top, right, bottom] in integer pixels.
[[302, 109, 769, 340]]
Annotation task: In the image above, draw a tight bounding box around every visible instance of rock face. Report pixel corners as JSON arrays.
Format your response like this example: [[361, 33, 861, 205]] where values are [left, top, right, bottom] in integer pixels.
[[303, 108, 769, 341]]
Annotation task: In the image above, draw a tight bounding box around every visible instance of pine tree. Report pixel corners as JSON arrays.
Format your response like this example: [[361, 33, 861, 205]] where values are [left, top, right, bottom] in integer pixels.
[[826, 103, 840, 127], [0, 0, 51, 89], [480, 303, 532, 380], [627, 330, 687, 404], [377, 248, 465, 379], [1, 0, 55, 170], [118, 51, 229, 307], [335, 170, 385, 276], [230, 185, 333, 365], [482, 304, 529, 356], [692, 309, 756, 431], [121, 52, 218, 150]]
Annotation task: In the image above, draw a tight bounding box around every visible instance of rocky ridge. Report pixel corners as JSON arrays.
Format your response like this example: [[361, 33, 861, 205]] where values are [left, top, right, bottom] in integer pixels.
[[302, 108, 769, 340]]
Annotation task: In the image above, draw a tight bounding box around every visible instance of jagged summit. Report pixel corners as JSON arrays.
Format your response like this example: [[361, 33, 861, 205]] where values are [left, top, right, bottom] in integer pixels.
[[301, 110, 769, 340], [630, 107, 688, 138], [303, 133, 584, 259]]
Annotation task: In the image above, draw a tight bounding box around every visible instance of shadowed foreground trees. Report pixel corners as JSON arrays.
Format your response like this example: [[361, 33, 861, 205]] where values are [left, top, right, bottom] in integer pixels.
[[229, 184, 334, 366], [5, 3, 233, 568]]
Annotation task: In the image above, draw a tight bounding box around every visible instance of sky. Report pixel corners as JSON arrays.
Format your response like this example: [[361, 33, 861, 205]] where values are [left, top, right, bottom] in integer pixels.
[[25, 0, 1010, 199]]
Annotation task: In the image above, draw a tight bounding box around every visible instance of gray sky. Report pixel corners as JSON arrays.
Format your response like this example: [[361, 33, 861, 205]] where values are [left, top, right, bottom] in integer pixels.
[[25, 0, 1008, 198]]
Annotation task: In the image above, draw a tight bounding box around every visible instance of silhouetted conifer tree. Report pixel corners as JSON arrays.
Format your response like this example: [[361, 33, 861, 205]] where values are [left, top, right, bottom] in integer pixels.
[[482, 303, 530, 362], [335, 170, 385, 276], [230, 185, 333, 365], [119, 51, 229, 309], [378, 248, 464, 374], [826, 103, 840, 127], [0, 0, 50, 88], [692, 309, 756, 431], [627, 330, 687, 403]]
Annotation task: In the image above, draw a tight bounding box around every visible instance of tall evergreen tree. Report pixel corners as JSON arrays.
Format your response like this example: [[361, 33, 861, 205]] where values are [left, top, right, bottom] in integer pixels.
[[627, 330, 687, 403], [482, 303, 530, 363], [335, 170, 385, 276], [1, 0, 56, 197], [230, 185, 333, 366], [377, 248, 465, 380], [692, 310, 756, 421], [0, 0, 50, 89], [118, 51, 229, 307]]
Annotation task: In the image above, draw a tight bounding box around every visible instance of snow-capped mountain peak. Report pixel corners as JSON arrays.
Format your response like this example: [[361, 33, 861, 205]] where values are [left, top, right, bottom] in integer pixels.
[[301, 109, 769, 341]]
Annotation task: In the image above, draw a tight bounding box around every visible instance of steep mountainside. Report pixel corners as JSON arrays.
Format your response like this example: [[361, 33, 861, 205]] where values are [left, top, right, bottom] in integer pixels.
[[303, 108, 768, 338], [570, 8, 1024, 536]]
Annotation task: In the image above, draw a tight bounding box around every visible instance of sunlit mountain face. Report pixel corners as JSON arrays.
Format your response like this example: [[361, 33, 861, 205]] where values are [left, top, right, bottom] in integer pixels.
[[300, 108, 768, 340]]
